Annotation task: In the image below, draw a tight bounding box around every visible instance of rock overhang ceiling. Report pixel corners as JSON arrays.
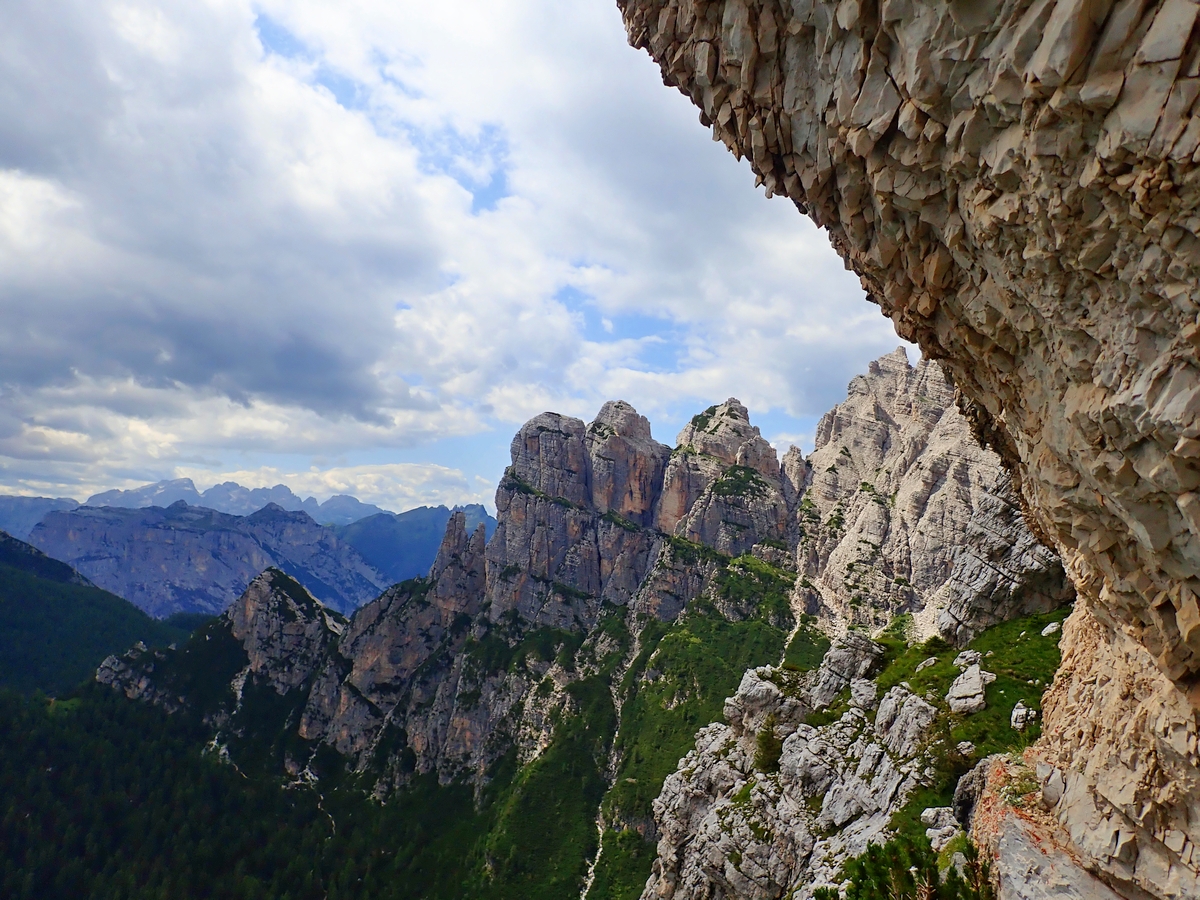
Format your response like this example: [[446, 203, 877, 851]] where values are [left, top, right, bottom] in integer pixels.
[[617, 0, 1200, 696]]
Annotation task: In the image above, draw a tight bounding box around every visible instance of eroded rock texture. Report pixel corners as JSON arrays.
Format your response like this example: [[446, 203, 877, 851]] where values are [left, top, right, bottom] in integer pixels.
[[790, 347, 1071, 639], [642, 648, 939, 900], [619, 0, 1200, 692], [617, 0, 1200, 894]]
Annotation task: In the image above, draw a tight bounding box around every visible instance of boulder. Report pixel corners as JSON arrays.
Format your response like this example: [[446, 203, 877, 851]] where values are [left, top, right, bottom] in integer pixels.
[[946, 665, 995, 714]]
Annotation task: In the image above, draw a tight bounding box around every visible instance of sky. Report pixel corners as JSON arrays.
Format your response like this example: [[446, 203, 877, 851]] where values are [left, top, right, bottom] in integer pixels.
[[0, 0, 910, 513]]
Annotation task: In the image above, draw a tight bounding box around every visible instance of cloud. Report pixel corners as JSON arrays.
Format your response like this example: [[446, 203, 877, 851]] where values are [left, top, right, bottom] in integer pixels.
[[0, 0, 908, 508]]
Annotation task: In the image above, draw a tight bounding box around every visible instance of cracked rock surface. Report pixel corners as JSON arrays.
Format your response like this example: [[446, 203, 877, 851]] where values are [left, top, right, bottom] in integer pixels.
[[642, 660, 936, 900]]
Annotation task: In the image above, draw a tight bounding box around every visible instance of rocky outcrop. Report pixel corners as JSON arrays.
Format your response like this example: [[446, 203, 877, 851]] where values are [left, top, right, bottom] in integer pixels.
[[970, 754, 1128, 900], [1038, 602, 1200, 898], [98, 568, 345, 718], [226, 568, 347, 694], [658, 399, 790, 555], [617, 2, 1200, 893], [32, 501, 389, 617], [618, 0, 1200, 687], [642, 662, 937, 900], [788, 349, 1071, 638], [332, 503, 496, 586], [806, 630, 884, 707]]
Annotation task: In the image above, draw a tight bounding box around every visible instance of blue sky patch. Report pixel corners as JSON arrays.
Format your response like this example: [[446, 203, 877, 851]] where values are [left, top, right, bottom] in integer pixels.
[[255, 15, 306, 59]]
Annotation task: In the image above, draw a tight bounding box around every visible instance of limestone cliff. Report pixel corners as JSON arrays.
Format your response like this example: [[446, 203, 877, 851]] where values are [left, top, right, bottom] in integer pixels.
[[617, 0, 1200, 893], [31, 501, 389, 617], [790, 348, 1072, 640]]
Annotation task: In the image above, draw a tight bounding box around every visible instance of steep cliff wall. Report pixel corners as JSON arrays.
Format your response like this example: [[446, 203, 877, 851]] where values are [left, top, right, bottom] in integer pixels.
[[616, 0, 1200, 894], [789, 347, 1072, 639], [31, 501, 389, 616]]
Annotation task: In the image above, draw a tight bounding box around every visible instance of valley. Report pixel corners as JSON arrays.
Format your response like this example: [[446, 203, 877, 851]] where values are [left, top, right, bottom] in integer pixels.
[[1, 350, 1078, 899]]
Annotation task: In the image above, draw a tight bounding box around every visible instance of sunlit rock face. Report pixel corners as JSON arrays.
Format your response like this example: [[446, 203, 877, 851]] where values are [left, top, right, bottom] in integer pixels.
[[791, 348, 1072, 637], [616, 0, 1200, 894]]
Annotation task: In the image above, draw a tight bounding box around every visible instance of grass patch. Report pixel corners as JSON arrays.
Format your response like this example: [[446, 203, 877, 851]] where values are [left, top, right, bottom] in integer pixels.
[[714, 554, 796, 628], [783, 626, 830, 672], [690, 405, 718, 432], [587, 828, 655, 900], [604, 607, 786, 829], [882, 604, 1072, 836], [711, 466, 768, 499]]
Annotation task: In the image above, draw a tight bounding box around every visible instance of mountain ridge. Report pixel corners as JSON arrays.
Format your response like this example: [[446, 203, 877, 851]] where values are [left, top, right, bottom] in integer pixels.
[[30, 502, 389, 618]]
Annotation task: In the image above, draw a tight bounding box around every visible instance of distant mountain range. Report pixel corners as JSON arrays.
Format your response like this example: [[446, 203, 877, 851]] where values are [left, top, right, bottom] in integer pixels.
[[84, 478, 390, 525], [0, 496, 81, 541], [0, 478, 497, 541], [24, 499, 497, 619], [30, 503, 391, 619]]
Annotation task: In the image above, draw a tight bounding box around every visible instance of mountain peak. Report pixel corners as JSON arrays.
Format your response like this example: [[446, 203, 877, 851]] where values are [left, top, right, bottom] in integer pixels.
[[226, 568, 345, 694]]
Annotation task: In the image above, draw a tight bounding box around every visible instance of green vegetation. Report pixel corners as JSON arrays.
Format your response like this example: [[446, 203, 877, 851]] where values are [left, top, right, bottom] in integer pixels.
[[711, 465, 768, 499], [754, 713, 783, 773], [874, 605, 1070, 846], [814, 831, 993, 900], [605, 607, 786, 825], [0, 685, 497, 900], [0, 561, 201, 696], [485, 676, 615, 900], [714, 554, 796, 627], [501, 467, 580, 509], [783, 624, 831, 671], [588, 828, 654, 900], [602, 510, 642, 532], [689, 405, 719, 432], [665, 535, 728, 567], [464, 621, 585, 678]]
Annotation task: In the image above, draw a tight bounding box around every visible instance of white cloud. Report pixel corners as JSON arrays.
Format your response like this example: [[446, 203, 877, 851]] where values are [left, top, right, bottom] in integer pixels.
[[0, 0, 908, 509]]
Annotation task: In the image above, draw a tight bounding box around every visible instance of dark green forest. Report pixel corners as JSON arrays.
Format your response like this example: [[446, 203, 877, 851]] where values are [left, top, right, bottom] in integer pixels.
[[0, 540, 203, 696], [0, 684, 510, 900]]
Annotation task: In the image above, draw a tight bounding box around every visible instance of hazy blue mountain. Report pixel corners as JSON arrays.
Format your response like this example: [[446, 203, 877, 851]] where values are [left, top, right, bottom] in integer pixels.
[[83, 478, 390, 524], [0, 530, 200, 695], [0, 496, 81, 540], [335, 504, 497, 584], [86, 478, 203, 509], [311, 494, 392, 526], [196, 481, 314, 516], [30, 502, 390, 618]]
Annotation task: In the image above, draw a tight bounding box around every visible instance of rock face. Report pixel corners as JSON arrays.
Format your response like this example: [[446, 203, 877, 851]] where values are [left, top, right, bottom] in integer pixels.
[[946, 664, 997, 714], [642, 660, 936, 900], [616, 1, 1200, 893], [618, 0, 1200, 687], [32, 502, 389, 617], [1038, 602, 1200, 899], [0, 496, 79, 541], [99, 568, 346, 734], [788, 349, 1071, 639], [658, 398, 790, 555]]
